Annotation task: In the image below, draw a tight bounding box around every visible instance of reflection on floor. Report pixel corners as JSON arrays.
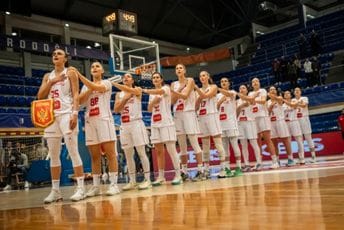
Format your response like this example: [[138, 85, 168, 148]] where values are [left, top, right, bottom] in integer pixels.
[[1, 156, 344, 229]]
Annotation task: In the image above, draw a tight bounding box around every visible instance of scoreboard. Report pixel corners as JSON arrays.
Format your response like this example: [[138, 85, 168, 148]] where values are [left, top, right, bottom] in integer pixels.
[[102, 10, 138, 36]]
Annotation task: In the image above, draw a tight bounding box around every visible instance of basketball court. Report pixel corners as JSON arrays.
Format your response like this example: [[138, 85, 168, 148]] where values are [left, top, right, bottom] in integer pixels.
[[1, 2, 344, 230], [1, 155, 344, 229]]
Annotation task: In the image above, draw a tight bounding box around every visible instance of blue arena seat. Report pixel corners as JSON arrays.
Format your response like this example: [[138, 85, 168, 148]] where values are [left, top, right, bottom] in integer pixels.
[[6, 108, 17, 113], [142, 101, 148, 111], [17, 96, 28, 107], [142, 94, 149, 102], [0, 95, 7, 106], [7, 96, 18, 106]]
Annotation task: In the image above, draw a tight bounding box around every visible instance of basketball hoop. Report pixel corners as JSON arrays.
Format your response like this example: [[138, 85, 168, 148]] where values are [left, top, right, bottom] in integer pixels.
[[135, 62, 157, 80], [108, 34, 160, 78]]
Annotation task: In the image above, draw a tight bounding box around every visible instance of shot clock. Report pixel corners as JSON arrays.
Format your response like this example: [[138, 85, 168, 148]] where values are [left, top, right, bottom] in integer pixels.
[[102, 10, 138, 36]]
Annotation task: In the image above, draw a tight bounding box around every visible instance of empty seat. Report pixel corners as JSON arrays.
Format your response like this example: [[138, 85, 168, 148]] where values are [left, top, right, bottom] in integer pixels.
[[17, 97, 28, 107], [7, 96, 18, 106], [7, 108, 17, 113], [0, 95, 7, 106], [142, 102, 148, 111], [26, 97, 35, 105]]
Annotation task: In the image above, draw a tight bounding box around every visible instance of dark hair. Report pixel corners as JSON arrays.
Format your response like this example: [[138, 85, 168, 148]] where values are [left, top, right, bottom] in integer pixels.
[[52, 48, 69, 67], [283, 90, 292, 98], [124, 73, 136, 87], [151, 71, 165, 85], [239, 84, 248, 92], [64, 56, 69, 67], [220, 76, 232, 88]]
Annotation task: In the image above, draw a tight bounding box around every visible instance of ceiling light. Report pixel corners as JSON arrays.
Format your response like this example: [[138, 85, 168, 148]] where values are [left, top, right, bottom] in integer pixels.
[[306, 14, 315, 19], [11, 32, 17, 36], [152, 41, 156, 44], [86, 45, 92, 49], [5, 11, 10, 15], [186, 47, 190, 51], [65, 23, 70, 27], [94, 42, 101, 47]]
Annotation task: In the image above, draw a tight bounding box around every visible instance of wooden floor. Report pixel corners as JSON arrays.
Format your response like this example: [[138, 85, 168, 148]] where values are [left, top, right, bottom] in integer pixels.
[[1, 157, 344, 229]]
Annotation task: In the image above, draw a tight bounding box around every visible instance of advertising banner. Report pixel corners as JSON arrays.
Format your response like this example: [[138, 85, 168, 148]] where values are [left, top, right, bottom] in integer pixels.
[[152, 131, 344, 171]]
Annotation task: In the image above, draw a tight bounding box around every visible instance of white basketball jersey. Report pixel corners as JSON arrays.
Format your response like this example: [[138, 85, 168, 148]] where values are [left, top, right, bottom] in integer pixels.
[[149, 85, 174, 127], [216, 92, 238, 130], [48, 68, 73, 115], [119, 91, 142, 124], [267, 100, 285, 121], [248, 88, 268, 117], [282, 99, 298, 121], [295, 96, 309, 118], [237, 98, 255, 121], [197, 86, 217, 116], [172, 80, 196, 113], [82, 80, 113, 120]]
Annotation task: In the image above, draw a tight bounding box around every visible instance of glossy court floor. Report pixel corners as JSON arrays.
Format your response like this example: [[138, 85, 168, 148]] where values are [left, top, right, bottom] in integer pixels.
[[1, 156, 344, 230]]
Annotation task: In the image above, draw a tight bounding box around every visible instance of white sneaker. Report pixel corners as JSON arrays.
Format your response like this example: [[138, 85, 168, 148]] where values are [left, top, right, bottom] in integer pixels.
[[106, 183, 120, 196], [86, 186, 101, 197], [3, 185, 11, 191], [218, 168, 227, 178], [171, 176, 183, 185], [24, 181, 30, 189], [299, 158, 306, 165], [70, 187, 86, 202], [44, 189, 63, 204], [122, 182, 137, 191], [270, 162, 279, 169], [152, 177, 166, 186], [310, 156, 317, 163], [138, 179, 152, 190]]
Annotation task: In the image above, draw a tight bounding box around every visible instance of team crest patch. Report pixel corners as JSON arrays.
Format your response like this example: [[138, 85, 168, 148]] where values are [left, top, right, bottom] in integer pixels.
[[31, 99, 55, 128]]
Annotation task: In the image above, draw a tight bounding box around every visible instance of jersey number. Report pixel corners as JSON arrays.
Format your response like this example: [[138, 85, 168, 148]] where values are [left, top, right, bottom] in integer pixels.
[[90, 97, 99, 106]]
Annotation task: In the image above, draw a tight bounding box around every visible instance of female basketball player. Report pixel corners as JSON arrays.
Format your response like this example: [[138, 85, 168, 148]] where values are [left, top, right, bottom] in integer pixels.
[[77, 61, 120, 196], [282, 90, 305, 164], [142, 72, 182, 186], [216, 77, 243, 176], [267, 86, 294, 166], [238, 78, 278, 168], [171, 64, 204, 181], [294, 87, 317, 162], [236, 85, 262, 171], [37, 49, 85, 203], [113, 73, 151, 190], [194, 71, 227, 179]]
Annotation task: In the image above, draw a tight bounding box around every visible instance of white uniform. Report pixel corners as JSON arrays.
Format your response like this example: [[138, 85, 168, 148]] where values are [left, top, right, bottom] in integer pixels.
[[283, 100, 302, 137], [197, 86, 222, 137], [237, 99, 257, 140], [82, 80, 116, 146], [216, 92, 239, 137], [267, 100, 290, 138], [295, 96, 312, 135], [118, 91, 148, 149], [44, 68, 77, 138], [172, 80, 200, 135], [149, 86, 177, 144], [249, 89, 271, 133]]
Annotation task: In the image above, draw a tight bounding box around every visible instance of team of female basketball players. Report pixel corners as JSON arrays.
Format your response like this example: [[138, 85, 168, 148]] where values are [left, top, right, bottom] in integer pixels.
[[38, 49, 317, 203]]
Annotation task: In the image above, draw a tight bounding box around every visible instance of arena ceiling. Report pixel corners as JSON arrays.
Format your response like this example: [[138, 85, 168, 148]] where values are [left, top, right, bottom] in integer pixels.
[[4, 0, 344, 49]]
